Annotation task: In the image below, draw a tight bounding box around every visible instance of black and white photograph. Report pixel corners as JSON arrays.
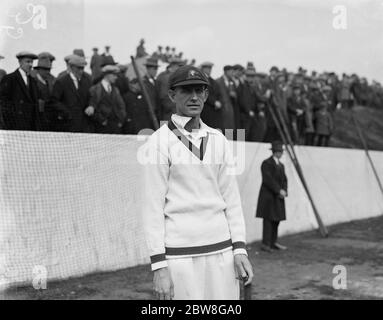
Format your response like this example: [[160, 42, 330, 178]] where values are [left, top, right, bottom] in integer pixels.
[[1, 0, 383, 307]]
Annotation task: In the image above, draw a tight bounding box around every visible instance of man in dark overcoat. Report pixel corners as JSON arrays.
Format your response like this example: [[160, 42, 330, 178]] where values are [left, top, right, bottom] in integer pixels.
[[87, 65, 126, 134], [256, 141, 288, 252], [0, 51, 40, 130], [50, 55, 93, 132]]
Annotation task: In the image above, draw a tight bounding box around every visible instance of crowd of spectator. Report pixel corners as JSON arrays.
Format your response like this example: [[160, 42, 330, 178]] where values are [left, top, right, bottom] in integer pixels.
[[0, 40, 382, 147]]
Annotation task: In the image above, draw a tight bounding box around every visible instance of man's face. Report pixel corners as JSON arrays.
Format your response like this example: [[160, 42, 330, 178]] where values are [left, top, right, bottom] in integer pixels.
[[129, 79, 141, 93], [37, 68, 50, 79], [225, 69, 234, 79], [169, 84, 208, 118], [19, 58, 34, 74], [105, 73, 118, 84], [273, 151, 283, 159], [147, 66, 158, 78], [71, 65, 84, 79]]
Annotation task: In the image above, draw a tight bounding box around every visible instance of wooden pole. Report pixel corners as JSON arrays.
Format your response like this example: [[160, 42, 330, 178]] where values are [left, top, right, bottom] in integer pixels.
[[267, 101, 329, 237], [130, 56, 159, 130], [351, 111, 383, 198]]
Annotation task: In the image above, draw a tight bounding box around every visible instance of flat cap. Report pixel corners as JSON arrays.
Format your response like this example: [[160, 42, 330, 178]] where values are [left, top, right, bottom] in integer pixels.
[[101, 65, 119, 75], [168, 56, 185, 66], [233, 64, 244, 71], [145, 57, 159, 68], [68, 55, 87, 67], [223, 65, 233, 71], [38, 52, 55, 61], [199, 61, 214, 68], [64, 54, 78, 63], [270, 66, 279, 73], [16, 51, 38, 60], [245, 68, 257, 76], [34, 59, 52, 70], [168, 65, 209, 89]]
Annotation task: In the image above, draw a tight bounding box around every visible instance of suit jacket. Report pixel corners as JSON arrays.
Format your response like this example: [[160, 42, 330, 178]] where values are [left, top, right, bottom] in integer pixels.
[[89, 82, 126, 132], [200, 76, 224, 130], [50, 73, 93, 132], [216, 76, 236, 130], [256, 156, 288, 221], [0, 69, 40, 130], [123, 90, 155, 134]]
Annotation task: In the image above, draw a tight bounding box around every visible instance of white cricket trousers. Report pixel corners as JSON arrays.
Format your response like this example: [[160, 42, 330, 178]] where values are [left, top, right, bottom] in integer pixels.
[[167, 250, 239, 300]]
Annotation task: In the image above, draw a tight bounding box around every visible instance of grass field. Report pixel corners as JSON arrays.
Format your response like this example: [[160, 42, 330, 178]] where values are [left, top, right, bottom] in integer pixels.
[[3, 215, 383, 300]]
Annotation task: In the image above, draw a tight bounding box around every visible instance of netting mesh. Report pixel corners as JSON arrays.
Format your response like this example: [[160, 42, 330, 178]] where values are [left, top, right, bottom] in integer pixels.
[[0, 130, 149, 289]]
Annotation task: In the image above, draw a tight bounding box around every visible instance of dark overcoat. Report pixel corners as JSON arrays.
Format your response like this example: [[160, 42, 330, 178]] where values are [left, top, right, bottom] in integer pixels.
[[50, 73, 93, 132], [256, 156, 288, 221], [200, 76, 224, 131], [0, 69, 40, 130]]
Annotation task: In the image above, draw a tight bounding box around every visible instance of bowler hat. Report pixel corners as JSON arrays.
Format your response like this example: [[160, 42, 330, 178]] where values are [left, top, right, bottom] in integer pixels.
[[168, 65, 209, 89], [270, 141, 284, 152], [101, 55, 117, 67], [73, 49, 85, 58], [16, 51, 38, 60]]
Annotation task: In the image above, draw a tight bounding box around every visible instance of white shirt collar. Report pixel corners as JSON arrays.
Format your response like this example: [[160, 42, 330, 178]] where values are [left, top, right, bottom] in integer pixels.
[[273, 156, 280, 165], [171, 114, 217, 138], [18, 68, 28, 84], [101, 79, 111, 92]]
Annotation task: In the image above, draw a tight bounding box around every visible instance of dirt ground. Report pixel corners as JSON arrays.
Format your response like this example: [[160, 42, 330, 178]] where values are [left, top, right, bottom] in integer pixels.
[[3, 215, 383, 300]]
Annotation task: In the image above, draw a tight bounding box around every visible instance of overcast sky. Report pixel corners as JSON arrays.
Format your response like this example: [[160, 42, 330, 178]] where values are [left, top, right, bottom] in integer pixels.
[[82, 0, 383, 81], [1, 0, 383, 82]]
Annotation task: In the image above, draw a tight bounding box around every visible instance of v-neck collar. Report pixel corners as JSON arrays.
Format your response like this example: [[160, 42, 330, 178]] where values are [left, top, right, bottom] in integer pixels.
[[167, 120, 209, 161]]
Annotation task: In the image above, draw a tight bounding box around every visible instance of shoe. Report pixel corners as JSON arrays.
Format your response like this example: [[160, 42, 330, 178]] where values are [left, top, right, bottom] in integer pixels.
[[272, 243, 287, 250], [260, 244, 273, 253]]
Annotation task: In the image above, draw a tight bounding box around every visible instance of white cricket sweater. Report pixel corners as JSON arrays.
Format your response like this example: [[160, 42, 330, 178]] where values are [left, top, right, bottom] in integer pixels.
[[140, 115, 247, 271]]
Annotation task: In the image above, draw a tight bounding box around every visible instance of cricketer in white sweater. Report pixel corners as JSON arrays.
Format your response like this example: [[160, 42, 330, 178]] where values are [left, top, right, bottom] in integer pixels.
[[141, 114, 248, 271]]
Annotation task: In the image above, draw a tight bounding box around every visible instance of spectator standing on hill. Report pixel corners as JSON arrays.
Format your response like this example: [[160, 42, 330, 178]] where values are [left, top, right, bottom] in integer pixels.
[[314, 102, 333, 147]]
